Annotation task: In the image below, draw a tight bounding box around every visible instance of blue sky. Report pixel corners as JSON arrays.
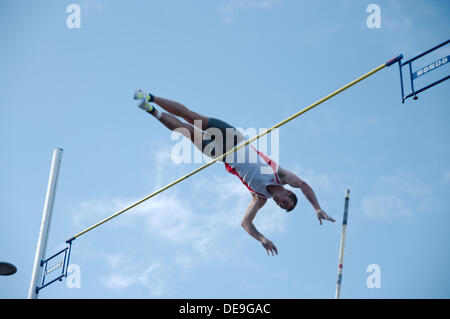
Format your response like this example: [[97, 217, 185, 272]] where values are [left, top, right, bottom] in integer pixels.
[[1, 0, 449, 299]]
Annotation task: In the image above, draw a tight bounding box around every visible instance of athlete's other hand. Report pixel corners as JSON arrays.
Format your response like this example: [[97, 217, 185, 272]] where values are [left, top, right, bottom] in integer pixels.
[[261, 238, 278, 256], [316, 209, 335, 225]]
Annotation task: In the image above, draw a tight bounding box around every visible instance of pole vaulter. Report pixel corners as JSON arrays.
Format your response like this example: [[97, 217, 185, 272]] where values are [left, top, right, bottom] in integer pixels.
[[30, 54, 406, 297], [68, 55, 403, 243]]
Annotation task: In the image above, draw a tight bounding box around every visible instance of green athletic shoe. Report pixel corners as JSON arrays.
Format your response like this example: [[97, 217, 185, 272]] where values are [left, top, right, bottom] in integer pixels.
[[134, 89, 154, 112], [136, 97, 154, 113], [133, 89, 151, 101]]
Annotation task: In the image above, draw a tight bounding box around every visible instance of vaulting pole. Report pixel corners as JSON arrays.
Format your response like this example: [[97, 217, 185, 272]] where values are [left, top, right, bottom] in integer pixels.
[[335, 189, 350, 299], [69, 56, 402, 242], [28, 148, 64, 299]]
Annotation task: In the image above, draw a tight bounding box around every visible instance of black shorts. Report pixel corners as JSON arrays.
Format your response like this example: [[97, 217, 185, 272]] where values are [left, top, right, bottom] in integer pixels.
[[201, 117, 244, 160]]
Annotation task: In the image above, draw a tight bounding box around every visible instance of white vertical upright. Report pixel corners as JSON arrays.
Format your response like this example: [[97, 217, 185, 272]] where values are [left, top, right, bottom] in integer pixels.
[[335, 189, 350, 299], [27, 148, 64, 299]]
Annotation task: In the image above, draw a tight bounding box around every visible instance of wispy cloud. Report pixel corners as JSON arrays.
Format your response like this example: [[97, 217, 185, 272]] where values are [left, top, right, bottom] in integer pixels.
[[360, 193, 410, 220], [219, 0, 282, 23], [372, 174, 432, 197], [72, 177, 285, 254], [101, 259, 166, 296], [287, 164, 348, 198], [70, 145, 289, 294], [358, 173, 440, 221]]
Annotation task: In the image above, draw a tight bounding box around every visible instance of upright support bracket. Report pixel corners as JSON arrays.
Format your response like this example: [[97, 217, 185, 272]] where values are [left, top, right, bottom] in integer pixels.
[[35, 240, 73, 294], [396, 39, 449, 103]]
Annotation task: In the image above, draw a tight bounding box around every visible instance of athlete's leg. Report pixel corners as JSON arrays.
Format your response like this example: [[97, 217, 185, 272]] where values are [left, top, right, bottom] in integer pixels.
[[151, 111, 204, 151], [134, 90, 243, 159], [152, 96, 210, 131], [147, 95, 245, 146]]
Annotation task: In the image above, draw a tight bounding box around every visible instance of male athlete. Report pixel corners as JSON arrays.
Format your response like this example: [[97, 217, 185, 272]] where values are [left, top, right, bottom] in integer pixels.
[[134, 90, 335, 256]]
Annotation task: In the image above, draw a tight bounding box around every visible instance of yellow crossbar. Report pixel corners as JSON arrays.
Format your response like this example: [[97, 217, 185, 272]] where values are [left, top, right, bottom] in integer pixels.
[[69, 62, 387, 241]]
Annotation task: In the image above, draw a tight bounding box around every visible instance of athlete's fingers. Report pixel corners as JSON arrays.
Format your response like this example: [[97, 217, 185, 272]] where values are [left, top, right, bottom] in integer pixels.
[[273, 246, 278, 255], [328, 216, 336, 222]]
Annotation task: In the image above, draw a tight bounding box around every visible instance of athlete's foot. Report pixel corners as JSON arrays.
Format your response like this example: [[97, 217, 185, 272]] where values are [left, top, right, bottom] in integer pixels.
[[134, 89, 154, 102], [136, 97, 154, 112], [134, 90, 161, 119]]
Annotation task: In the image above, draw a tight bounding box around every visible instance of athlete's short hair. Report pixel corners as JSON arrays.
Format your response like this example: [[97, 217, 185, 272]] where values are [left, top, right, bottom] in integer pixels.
[[286, 192, 298, 212]]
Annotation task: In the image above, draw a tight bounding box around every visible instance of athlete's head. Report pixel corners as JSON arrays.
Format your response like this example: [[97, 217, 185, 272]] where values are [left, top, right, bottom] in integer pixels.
[[273, 189, 298, 212]]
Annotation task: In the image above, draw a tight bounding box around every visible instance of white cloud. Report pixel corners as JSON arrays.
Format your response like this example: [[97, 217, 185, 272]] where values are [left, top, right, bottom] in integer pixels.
[[373, 174, 431, 197], [103, 273, 135, 290], [287, 164, 344, 196], [137, 264, 167, 296], [358, 173, 442, 221], [101, 261, 166, 296], [71, 197, 135, 227], [219, 0, 282, 23], [71, 145, 292, 295], [360, 194, 410, 220], [104, 253, 133, 269], [101, 251, 166, 295]]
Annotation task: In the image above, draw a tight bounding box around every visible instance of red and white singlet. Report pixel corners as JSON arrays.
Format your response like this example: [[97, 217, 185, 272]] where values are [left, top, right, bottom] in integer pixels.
[[224, 144, 281, 198]]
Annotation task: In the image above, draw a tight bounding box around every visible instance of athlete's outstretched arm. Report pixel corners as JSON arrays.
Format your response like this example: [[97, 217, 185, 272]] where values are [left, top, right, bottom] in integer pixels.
[[241, 194, 278, 256], [278, 167, 335, 225]]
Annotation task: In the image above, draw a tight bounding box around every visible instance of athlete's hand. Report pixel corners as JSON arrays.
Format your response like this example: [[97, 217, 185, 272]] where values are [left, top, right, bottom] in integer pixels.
[[316, 209, 335, 225], [261, 238, 278, 256]]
